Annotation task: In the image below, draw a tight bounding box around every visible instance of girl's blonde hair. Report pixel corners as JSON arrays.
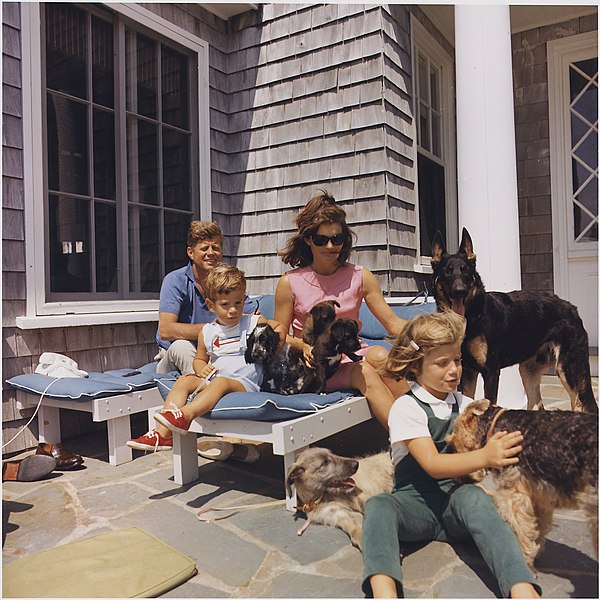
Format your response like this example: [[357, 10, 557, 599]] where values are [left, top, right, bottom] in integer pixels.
[[384, 310, 466, 381], [205, 264, 246, 301]]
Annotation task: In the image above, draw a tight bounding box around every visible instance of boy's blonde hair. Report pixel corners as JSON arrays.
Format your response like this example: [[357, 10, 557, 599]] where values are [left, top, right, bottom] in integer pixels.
[[187, 221, 223, 248], [205, 264, 246, 301], [384, 310, 466, 382]]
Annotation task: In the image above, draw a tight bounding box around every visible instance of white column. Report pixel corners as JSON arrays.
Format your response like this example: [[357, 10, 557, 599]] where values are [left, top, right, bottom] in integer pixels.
[[454, 5, 525, 409]]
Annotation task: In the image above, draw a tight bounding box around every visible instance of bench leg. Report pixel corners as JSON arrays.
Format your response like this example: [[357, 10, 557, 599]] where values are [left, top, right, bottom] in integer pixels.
[[37, 405, 61, 444], [106, 415, 133, 466], [147, 406, 161, 431], [173, 433, 199, 485], [283, 451, 298, 512]]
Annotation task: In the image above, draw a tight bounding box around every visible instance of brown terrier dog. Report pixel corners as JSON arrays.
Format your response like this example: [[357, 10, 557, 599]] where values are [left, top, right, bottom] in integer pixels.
[[447, 399, 598, 569]]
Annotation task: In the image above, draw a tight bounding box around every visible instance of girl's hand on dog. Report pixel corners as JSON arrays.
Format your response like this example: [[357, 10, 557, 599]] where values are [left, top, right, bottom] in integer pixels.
[[483, 430, 523, 468]]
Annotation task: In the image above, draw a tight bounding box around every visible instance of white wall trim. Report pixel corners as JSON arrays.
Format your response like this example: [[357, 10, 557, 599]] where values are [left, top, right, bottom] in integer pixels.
[[19, 2, 212, 320]]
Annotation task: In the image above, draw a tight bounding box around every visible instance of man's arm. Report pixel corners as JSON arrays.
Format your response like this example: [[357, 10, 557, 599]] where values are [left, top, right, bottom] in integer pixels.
[[158, 312, 204, 342]]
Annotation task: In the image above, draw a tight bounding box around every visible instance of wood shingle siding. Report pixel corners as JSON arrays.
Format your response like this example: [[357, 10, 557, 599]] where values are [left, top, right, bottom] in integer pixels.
[[3, 3, 426, 451]]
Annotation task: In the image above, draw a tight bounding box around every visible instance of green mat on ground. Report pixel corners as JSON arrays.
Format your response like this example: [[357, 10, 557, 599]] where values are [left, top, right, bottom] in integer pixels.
[[3, 526, 198, 598]]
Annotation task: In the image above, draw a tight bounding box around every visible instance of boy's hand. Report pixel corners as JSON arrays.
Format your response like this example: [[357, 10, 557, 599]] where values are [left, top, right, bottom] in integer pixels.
[[195, 365, 218, 380], [483, 430, 523, 469]]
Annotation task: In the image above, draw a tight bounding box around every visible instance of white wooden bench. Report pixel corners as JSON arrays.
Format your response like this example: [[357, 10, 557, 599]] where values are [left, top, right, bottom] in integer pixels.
[[171, 395, 373, 511], [16, 387, 164, 466]]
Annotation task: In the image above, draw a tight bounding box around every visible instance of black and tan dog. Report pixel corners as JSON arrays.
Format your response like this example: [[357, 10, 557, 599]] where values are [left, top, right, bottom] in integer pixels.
[[447, 399, 598, 568], [431, 228, 597, 413]]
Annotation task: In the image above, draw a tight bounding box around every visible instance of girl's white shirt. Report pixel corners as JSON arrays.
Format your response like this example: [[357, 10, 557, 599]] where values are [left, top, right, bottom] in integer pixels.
[[388, 382, 474, 466]]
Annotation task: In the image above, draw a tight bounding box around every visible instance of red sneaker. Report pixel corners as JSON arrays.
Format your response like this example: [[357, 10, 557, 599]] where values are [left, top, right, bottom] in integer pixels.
[[154, 403, 191, 435], [127, 430, 172, 452]]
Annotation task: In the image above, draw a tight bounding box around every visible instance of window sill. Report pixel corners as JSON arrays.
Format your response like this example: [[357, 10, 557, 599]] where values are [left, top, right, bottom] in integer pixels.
[[413, 263, 433, 274], [15, 311, 158, 330]]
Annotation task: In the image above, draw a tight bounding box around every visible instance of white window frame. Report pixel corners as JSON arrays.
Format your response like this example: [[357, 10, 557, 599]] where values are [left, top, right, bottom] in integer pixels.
[[410, 16, 457, 273], [18, 3, 212, 329]]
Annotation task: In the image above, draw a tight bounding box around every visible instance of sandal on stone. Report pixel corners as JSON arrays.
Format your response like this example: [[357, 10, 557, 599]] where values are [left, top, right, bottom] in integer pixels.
[[230, 443, 260, 464], [197, 441, 260, 463], [2, 455, 57, 482], [197, 441, 235, 461]]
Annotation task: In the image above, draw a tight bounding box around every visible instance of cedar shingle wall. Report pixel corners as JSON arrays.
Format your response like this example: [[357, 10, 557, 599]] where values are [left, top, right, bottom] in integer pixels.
[[512, 14, 598, 292], [3, 3, 423, 452]]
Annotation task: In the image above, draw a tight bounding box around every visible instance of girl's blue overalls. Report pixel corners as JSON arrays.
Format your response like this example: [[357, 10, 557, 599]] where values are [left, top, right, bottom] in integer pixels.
[[361, 392, 539, 598]]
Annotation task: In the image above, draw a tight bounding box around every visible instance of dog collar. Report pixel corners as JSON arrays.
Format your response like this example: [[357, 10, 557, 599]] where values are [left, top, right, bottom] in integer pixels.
[[296, 496, 323, 513], [486, 407, 508, 441]]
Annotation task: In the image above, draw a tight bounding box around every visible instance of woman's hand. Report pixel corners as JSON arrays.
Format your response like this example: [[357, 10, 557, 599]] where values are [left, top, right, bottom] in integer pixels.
[[302, 342, 314, 366], [482, 430, 523, 469]]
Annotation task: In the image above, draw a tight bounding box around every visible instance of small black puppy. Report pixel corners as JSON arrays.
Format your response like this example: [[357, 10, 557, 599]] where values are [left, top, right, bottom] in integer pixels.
[[302, 300, 340, 346], [245, 323, 318, 395], [311, 318, 363, 390]]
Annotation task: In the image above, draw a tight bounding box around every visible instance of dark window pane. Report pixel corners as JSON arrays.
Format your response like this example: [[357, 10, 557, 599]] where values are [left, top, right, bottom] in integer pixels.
[[128, 117, 158, 205], [575, 177, 598, 222], [569, 65, 589, 103], [163, 128, 190, 210], [162, 45, 189, 128], [129, 206, 160, 292], [95, 202, 117, 292], [576, 57, 598, 79], [47, 94, 89, 195], [92, 16, 114, 108], [573, 83, 598, 125], [46, 3, 87, 99], [573, 204, 597, 241], [571, 113, 589, 147], [49, 194, 91, 292], [418, 153, 446, 256], [93, 109, 115, 199], [164, 211, 192, 275], [573, 131, 598, 170], [127, 31, 157, 119]]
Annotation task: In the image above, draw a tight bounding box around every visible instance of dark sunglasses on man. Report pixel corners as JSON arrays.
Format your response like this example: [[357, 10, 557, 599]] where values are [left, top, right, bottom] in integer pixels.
[[310, 233, 346, 247]]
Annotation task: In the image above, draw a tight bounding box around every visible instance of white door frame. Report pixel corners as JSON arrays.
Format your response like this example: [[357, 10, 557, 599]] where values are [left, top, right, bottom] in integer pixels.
[[548, 31, 598, 296]]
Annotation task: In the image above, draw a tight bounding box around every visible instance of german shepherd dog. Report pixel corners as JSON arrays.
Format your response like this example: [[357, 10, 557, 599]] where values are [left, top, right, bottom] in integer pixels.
[[431, 228, 597, 413]]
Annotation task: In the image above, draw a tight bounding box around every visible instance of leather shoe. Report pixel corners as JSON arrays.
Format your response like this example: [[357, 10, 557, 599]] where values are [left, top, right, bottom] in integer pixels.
[[36, 443, 84, 470]]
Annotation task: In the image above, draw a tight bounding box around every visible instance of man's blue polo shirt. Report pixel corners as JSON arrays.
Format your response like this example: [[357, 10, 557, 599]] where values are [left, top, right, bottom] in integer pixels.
[[156, 262, 258, 349]]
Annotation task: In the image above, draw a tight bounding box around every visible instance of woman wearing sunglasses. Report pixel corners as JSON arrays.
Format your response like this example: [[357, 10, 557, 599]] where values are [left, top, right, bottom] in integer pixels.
[[274, 190, 408, 428]]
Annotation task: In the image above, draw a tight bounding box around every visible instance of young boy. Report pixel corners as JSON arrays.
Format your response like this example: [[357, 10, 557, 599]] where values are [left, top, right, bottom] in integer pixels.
[[129, 264, 285, 449]]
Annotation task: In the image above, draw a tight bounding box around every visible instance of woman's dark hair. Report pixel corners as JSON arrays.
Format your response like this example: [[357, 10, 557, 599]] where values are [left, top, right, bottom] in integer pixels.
[[278, 190, 355, 267]]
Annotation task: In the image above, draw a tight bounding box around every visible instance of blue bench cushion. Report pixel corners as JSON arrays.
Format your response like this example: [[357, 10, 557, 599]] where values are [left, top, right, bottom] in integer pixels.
[[155, 376, 355, 422], [6, 363, 158, 401], [253, 294, 436, 345]]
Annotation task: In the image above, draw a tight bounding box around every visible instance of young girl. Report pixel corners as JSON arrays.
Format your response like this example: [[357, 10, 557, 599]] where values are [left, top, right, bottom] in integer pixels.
[[361, 310, 540, 599]]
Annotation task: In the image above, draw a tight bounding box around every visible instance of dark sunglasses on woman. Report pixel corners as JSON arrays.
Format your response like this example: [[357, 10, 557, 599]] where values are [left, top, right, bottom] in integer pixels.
[[311, 233, 346, 246]]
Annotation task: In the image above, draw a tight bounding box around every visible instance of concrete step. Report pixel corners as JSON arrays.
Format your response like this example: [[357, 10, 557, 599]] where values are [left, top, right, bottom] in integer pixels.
[[540, 374, 599, 410]]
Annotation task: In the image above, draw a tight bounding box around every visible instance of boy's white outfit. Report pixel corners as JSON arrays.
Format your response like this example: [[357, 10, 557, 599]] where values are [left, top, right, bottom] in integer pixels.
[[202, 314, 262, 393]]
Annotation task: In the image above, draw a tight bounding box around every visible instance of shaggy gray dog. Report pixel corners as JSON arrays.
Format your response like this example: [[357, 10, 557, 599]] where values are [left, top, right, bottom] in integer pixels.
[[286, 446, 393, 549]]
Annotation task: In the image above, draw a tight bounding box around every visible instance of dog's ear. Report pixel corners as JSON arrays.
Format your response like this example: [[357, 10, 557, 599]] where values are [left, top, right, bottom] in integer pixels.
[[469, 398, 490, 416], [431, 231, 446, 267], [286, 464, 305, 496], [459, 228, 476, 262]]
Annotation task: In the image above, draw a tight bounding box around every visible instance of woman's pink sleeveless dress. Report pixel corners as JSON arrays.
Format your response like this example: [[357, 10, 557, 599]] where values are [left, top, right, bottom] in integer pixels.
[[286, 263, 370, 391]]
